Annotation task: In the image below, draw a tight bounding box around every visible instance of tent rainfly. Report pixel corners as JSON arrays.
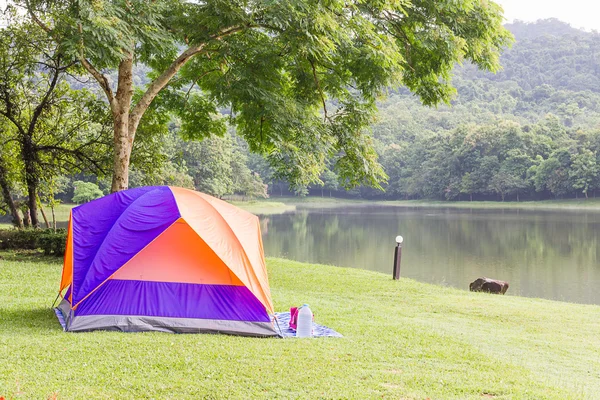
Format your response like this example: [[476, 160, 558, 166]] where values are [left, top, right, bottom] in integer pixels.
[[55, 186, 278, 337]]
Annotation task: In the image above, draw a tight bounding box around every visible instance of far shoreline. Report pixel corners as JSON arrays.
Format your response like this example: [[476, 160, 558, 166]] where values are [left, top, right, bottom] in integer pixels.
[[248, 196, 600, 213], [4, 195, 600, 230]]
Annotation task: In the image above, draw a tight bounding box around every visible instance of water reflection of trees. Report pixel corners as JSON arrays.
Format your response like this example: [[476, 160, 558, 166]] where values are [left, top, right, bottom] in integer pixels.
[[261, 208, 600, 304]]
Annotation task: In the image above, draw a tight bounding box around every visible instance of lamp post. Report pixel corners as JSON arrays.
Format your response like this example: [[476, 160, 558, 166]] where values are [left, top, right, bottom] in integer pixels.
[[393, 235, 403, 280]]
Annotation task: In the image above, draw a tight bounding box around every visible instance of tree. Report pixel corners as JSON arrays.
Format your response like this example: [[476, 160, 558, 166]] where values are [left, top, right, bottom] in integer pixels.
[[184, 135, 234, 198], [570, 149, 598, 199], [494, 149, 533, 201], [24, 0, 512, 192], [230, 144, 268, 199], [0, 151, 23, 228], [0, 12, 110, 227], [533, 151, 573, 198], [72, 180, 103, 204], [460, 173, 476, 201], [321, 169, 339, 198], [472, 156, 500, 197], [38, 175, 69, 231], [489, 172, 519, 201], [0, 121, 23, 228]]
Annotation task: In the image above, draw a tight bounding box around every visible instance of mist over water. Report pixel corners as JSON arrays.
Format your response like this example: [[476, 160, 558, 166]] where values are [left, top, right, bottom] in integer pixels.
[[260, 206, 600, 305]]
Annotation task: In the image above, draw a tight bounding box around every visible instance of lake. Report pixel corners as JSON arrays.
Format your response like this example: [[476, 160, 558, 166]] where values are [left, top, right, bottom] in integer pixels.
[[259, 205, 600, 305]]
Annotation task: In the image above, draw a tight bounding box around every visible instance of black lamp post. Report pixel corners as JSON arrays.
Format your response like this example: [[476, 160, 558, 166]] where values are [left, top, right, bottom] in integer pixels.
[[393, 235, 403, 280]]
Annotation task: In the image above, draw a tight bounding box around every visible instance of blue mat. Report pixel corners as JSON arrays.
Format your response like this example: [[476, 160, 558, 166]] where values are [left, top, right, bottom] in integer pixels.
[[273, 312, 343, 338]]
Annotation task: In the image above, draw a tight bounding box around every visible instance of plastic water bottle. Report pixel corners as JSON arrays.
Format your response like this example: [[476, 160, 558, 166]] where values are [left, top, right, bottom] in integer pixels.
[[296, 304, 313, 338]]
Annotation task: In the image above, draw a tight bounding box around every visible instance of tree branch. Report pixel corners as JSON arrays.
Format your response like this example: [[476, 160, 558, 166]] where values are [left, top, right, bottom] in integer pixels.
[[25, 1, 52, 34], [0, 88, 26, 137], [38, 144, 107, 175], [27, 56, 61, 136], [128, 25, 248, 137], [309, 58, 328, 122], [183, 68, 221, 105], [77, 23, 116, 112]]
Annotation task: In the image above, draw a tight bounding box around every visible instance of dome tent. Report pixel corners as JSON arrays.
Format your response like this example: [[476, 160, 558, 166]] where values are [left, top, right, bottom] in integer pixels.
[[55, 186, 278, 337]]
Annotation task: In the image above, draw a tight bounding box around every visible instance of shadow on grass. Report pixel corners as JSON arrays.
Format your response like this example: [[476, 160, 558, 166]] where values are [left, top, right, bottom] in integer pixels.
[[0, 307, 62, 331]]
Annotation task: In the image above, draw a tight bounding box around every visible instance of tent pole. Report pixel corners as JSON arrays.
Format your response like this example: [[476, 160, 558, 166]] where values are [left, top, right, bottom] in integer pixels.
[[51, 292, 61, 308]]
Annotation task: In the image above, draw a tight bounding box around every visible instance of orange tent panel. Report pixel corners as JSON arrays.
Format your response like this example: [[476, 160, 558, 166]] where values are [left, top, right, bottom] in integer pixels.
[[112, 218, 244, 286], [170, 187, 274, 313], [59, 212, 74, 298]]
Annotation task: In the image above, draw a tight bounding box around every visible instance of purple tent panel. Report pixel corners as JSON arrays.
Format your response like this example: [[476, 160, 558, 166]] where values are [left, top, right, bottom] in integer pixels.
[[75, 280, 271, 322], [72, 186, 180, 305]]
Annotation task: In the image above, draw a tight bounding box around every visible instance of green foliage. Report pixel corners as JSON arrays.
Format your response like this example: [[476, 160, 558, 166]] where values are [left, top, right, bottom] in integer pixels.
[[71, 181, 103, 204], [570, 149, 598, 198], [37, 230, 67, 256], [317, 20, 600, 202], [128, 129, 267, 198], [184, 135, 234, 198], [26, 0, 511, 190], [0, 10, 111, 226], [0, 228, 66, 255], [373, 117, 600, 201]]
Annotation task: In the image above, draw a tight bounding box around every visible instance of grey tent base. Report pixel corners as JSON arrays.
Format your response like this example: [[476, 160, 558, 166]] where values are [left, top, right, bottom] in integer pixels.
[[55, 299, 279, 337]]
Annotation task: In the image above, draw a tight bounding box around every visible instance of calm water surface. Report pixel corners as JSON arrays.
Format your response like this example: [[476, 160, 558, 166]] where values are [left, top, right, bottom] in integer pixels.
[[259, 206, 600, 305]]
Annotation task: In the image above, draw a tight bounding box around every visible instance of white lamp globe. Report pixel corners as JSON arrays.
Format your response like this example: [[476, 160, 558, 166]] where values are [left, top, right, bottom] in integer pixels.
[[396, 235, 404, 244]]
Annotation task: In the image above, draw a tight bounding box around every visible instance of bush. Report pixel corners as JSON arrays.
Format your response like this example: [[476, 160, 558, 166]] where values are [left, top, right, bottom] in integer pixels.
[[0, 229, 67, 256], [72, 181, 104, 204], [38, 231, 67, 256]]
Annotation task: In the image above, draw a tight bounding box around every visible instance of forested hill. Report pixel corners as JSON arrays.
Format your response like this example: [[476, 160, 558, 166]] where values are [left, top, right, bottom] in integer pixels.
[[373, 19, 600, 144], [359, 19, 600, 201], [506, 18, 589, 40], [465, 20, 600, 93]]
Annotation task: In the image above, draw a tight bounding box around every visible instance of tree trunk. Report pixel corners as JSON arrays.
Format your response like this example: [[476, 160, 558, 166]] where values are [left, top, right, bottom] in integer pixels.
[[37, 195, 50, 229], [20, 132, 39, 227], [585, 191, 589, 199], [27, 187, 38, 227], [0, 163, 23, 229], [25, 179, 39, 228], [110, 53, 135, 193], [517, 193, 520, 202], [51, 204, 56, 232], [110, 118, 133, 192], [22, 207, 31, 227]]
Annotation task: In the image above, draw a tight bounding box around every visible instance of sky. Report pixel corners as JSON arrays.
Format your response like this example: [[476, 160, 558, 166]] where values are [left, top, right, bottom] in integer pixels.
[[497, 0, 600, 31]]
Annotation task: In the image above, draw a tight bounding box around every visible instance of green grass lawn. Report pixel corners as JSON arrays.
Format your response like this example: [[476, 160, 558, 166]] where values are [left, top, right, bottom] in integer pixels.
[[1, 252, 599, 399]]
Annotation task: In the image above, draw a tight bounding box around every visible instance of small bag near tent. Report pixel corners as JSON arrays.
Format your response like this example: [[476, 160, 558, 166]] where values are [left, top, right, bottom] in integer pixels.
[[55, 186, 278, 337]]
